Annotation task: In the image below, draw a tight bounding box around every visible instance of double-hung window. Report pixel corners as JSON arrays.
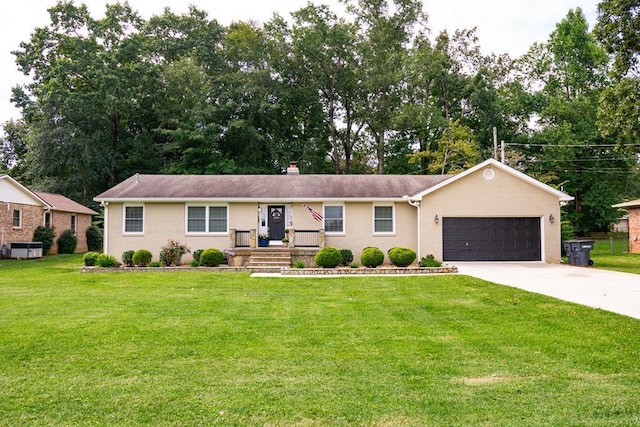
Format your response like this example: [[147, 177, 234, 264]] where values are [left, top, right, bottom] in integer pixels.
[[124, 206, 144, 234], [324, 205, 344, 234], [12, 209, 21, 228], [187, 205, 228, 233], [374, 205, 394, 234]]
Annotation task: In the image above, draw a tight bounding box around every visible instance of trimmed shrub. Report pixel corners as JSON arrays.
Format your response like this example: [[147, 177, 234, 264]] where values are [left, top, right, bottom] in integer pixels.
[[121, 250, 135, 267], [96, 254, 119, 268], [33, 226, 55, 255], [293, 260, 305, 268], [199, 248, 224, 267], [159, 239, 190, 266], [57, 229, 77, 254], [339, 249, 354, 266], [85, 226, 103, 252], [192, 249, 204, 263], [314, 247, 343, 268], [349, 262, 359, 268], [83, 252, 100, 266], [132, 249, 152, 267], [420, 254, 442, 268], [388, 247, 417, 267], [361, 247, 384, 268], [189, 260, 200, 267], [148, 261, 161, 267]]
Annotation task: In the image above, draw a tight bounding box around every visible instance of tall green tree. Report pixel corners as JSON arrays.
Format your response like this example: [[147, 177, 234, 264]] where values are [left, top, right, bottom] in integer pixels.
[[12, 1, 161, 203], [594, 0, 640, 147], [349, 0, 425, 174], [517, 8, 635, 233]]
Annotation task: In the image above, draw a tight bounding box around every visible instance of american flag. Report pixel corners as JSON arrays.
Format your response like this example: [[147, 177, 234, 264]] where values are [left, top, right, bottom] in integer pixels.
[[304, 204, 323, 222]]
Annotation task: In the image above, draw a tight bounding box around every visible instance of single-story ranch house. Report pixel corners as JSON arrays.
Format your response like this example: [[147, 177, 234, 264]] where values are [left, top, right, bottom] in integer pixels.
[[0, 174, 97, 255], [94, 159, 573, 266]]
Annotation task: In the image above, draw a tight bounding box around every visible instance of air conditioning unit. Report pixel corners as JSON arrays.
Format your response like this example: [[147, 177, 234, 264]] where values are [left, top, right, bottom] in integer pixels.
[[10, 242, 44, 259]]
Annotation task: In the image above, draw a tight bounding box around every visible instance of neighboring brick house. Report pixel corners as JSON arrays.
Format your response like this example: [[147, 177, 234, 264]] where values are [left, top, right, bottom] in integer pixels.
[[613, 199, 640, 253], [0, 174, 97, 255]]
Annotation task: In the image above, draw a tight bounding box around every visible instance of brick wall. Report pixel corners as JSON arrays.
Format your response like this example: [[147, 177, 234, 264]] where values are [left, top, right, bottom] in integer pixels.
[[0, 202, 44, 246], [50, 211, 94, 254], [628, 208, 640, 253]]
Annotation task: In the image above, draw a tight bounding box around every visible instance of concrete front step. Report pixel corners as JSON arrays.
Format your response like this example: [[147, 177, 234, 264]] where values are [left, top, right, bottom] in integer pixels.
[[248, 251, 292, 267]]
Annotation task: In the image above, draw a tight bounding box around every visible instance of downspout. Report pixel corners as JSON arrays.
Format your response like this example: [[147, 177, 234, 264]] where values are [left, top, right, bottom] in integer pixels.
[[404, 196, 421, 260], [101, 201, 109, 255]]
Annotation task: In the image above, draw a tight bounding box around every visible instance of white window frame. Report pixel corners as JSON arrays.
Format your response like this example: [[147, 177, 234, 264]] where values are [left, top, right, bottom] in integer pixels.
[[123, 205, 145, 234], [43, 212, 52, 228], [185, 204, 229, 235], [12, 209, 22, 229], [373, 204, 395, 235], [323, 204, 345, 235]]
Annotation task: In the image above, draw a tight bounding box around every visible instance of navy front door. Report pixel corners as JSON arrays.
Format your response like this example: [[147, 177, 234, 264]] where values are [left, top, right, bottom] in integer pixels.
[[268, 206, 286, 240]]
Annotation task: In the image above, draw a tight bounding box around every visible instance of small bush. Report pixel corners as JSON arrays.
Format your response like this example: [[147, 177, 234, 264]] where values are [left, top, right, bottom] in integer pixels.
[[159, 239, 190, 266], [361, 247, 384, 268], [83, 252, 100, 266], [192, 249, 204, 263], [199, 248, 224, 267], [132, 249, 152, 267], [349, 262, 359, 268], [293, 260, 305, 268], [339, 249, 354, 266], [388, 247, 417, 267], [57, 229, 78, 254], [85, 226, 103, 252], [314, 247, 343, 268], [420, 254, 442, 268], [33, 226, 55, 255], [121, 250, 135, 267], [96, 254, 119, 268], [189, 260, 200, 267], [148, 261, 161, 267]]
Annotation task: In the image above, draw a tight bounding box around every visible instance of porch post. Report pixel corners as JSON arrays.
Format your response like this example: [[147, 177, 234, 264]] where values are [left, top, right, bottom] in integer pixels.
[[319, 229, 325, 248], [229, 229, 236, 249], [250, 229, 257, 248]]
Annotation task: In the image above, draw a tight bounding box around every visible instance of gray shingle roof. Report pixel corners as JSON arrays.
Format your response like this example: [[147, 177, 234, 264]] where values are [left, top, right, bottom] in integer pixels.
[[95, 174, 453, 201]]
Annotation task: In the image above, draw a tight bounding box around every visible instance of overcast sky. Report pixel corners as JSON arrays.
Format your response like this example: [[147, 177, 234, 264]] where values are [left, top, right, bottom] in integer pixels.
[[0, 0, 599, 128]]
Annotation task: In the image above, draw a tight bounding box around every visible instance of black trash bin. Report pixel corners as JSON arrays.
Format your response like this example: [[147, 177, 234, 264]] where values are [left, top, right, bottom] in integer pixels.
[[563, 240, 594, 266]]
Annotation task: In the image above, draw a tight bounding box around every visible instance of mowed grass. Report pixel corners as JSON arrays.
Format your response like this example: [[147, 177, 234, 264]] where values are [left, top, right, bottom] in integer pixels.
[[1, 255, 639, 426], [589, 238, 640, 275]]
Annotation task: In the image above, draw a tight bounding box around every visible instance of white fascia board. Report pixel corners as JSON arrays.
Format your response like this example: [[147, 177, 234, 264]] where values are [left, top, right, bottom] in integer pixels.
[[93, 197, 410, 203]]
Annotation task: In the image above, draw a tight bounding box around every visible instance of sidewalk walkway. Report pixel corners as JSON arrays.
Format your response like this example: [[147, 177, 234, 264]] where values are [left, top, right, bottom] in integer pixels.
[[455, 262, 640, 320]]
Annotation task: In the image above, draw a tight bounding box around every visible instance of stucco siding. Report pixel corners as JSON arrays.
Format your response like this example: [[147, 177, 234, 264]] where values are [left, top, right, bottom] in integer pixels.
[[420, 165, 563, 263]]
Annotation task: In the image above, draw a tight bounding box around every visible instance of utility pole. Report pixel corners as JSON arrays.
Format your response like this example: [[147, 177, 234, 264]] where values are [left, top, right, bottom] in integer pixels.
[[493, 127, 497, 159]]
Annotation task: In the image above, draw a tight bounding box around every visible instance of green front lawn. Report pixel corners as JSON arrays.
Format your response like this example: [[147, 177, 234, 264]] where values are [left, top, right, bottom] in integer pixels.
[[1, 255, 639, 425]]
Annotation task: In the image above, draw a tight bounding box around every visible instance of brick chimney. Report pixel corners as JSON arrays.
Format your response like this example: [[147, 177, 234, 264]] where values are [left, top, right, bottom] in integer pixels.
[[287, 161, 299, 175]]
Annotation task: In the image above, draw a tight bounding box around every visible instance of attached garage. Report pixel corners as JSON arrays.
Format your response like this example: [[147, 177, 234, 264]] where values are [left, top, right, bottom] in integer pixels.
[[442, 217, 541, 261]]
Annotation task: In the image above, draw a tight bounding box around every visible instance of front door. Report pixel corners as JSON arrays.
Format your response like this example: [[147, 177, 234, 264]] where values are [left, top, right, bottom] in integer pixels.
[[268, 206, 286, 240]]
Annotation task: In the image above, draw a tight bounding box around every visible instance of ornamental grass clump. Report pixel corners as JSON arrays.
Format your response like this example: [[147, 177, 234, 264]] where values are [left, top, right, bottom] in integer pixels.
[[199, 248, 224, 267], [314, 247, 343, 268], [388, 247, 417, 267], [96, 254, 119, 268], [361, 247, 384, 268], [132, 249, 152, 267]]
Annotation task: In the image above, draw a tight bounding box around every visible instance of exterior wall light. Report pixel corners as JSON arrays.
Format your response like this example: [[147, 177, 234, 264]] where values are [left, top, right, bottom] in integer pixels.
[[434, 214, 439, 224], [549, 213, 554, 223]]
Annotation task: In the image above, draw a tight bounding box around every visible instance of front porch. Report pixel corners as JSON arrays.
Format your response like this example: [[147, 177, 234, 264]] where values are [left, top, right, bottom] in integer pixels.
[[229, 228, 325, 250]]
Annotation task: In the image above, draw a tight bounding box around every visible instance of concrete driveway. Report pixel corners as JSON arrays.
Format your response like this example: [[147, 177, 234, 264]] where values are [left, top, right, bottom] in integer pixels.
[[455, 262, 640, 320]]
